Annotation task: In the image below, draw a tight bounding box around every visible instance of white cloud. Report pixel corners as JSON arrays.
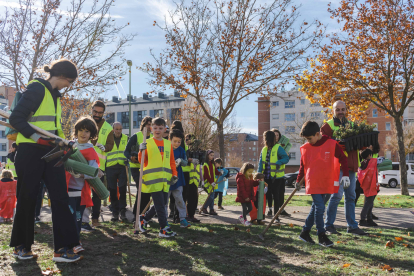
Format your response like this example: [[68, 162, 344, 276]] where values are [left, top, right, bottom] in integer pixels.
[[141, 0, 176, 25]]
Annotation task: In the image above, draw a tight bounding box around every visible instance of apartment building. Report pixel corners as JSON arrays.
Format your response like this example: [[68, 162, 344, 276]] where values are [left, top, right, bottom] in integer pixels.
[[225, 133, 259, 166], [0, 96, 9, 163]]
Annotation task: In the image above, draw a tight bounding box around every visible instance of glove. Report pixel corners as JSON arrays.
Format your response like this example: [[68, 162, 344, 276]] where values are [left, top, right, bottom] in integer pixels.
[[295, 180, 302, 191], [66, 167, 81, 178], [341, 176, 350, 189], [223, 177, 227, 181], [175, 158, 182, 167], [169, 176, 178, 185], [211, 182, 216, 187], [97, 169, 104, 178], [201, 181, 205, 187], [96, 143, 105, 151], [139, 142, 147, 151], [192, 159, 199, 165], [31, 133, 56, 146]]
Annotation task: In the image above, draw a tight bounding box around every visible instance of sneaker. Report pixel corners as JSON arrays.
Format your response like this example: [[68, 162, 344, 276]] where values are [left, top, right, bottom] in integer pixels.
[[35, 216, 41, 223], [318, 233, 334, 247], [12, 245, 24, 257], [209, 210, 218, 216], [367, 219, 378, 227], [73, 245, 84, 254], [371, 213, 379, 220], [159, 226, 177, 238], [359, 219, 368, 226], [14, 245, 37, 260], [299, 230, 315, 244], [52, 247, 83, 263], [244, 220, 251, 226], [138, 215, 148, 233], [280, 210, 291, 217], [267, 209, 273, 216], [218, 206, 224, 210], [238, 215, 245, 224], [91, 219, 100, 227], [180, 219, 191, 228], [120, 209, 128, 222], [325, 226, 342, 236], [168, 212, 174, 218], [275, 218, 280, 223], [111, 212, 119, 222], [81, 222, 94, 232], [347, 227, 368, 236], [188, 217, 200, 223]]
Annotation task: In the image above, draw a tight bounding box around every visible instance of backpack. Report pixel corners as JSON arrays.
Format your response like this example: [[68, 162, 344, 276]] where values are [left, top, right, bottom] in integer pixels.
[[5, 92, 22, 141]]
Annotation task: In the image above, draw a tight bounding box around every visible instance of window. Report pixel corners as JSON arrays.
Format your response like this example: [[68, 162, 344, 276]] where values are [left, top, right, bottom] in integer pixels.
[[228, 153, 230, 156], [153, 109, 164, 117], [284, 113, 295, 122], [285, 100, 295, 109], [252, 147, 256, 151], [1, 143, 6, 151], [272, 126, 279, 130], [300, 112, 305, 118], [0, 131, 5, 138], [253, 158, 256, 162], [311, 112, 321, 119], [373, 109, 378, 118], [289, 152, 296, 160], [249, 147, 251, 150], [254, 142, 256, 145], [311, 102, 321, 107], [1, 117, 6, 122], [285, 126, 295, 133], [386, 122, 391, 131], [120, 112, 130, 129], [1, 156, 6, 163], [105, 113, 115, 125], [232, 147, 234, 150], [386, 151, 391, 159], [133, 110, 147, 128], [300, 99, 305, 105], [272, 114, 279, 120], [373, 123, 378, 131], [254, 152, 256, 156], [272, 101, 279, 107]]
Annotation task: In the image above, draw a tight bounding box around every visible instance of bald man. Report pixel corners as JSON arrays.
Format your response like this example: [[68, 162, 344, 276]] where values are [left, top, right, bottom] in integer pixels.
[[321, 100, 367, 236], [105, 122, 129, 222]]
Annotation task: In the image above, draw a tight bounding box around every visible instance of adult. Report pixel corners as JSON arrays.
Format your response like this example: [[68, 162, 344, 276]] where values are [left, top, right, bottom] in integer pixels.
[[82, 100, 114, 229], [124, 116, 153, 222], [322, 100, 367, 236], [9, 59, 82, 262], [106, 122, 129, 222], [268, 128, 292, 217], [257, 130, 289, 222], [184, 134, 201, 223]]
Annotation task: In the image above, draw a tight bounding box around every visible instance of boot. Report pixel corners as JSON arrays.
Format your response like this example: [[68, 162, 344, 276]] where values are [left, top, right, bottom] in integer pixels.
[[120, 209, 128, 222], [111, 212, 119, 222], [366, 219, 378, 226], [359, 219, 368, 226], [92, 219, 101, 227]]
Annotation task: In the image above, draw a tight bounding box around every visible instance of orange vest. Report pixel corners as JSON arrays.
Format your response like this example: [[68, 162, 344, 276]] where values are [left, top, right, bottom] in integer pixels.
[[0, 180, 17, 219], [300, 139, 340, 194], [357, 158, 379, 197]]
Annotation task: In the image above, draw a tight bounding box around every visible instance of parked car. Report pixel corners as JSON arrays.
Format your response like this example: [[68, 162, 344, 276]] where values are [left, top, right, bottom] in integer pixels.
[[284, 171, 299, 187], [225, 167, 240, 187], [378, 162, 414, 188]]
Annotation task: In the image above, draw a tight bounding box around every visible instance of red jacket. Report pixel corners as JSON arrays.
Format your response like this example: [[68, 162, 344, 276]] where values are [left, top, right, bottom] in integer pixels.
[[235, 173, 259, 203], [358, 158, 379, 197]]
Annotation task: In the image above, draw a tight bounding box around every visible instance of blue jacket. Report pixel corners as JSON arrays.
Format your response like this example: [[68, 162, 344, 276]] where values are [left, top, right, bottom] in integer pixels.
[[215, 167, 228, 193], [257, 146, 289, 179], [170, 146, 188, 191]]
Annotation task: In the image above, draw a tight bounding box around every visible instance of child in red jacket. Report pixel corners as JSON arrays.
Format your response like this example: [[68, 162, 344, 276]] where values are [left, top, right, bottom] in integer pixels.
[[236, 163, 264, 226], [357, 148, 379, 227]]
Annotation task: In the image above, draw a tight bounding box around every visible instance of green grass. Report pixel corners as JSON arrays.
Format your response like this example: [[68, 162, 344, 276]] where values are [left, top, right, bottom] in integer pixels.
[[198, 194, 414, 208], [1, 221, 414, 275]]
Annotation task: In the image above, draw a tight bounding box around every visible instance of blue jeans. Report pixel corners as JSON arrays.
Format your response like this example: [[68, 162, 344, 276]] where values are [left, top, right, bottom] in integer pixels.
[[303, 194, 326, 234], [325, 170, 358, 229], [205, 191, 215, 211]]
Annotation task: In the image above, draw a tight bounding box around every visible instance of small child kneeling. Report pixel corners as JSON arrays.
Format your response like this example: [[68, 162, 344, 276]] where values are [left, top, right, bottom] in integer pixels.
[[357, 148, 379, 227]]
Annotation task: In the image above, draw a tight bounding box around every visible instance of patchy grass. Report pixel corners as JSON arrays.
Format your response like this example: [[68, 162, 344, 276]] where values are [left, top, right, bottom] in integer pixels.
[[1, 221, 414, 275], [199, 194, 414, 208]]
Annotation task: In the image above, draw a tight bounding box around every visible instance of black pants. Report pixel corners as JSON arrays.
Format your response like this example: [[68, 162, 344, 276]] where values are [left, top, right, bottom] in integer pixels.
[[35, 181, 46, 217], [241, 202, 253, 220], [91, 175, 105, 219], [265, 178, 274, 208], [355, 179, 363, 204], [214, 191, 223, 207], [268, 178, 285, 213], [169, 194, 175, 214], [143, 191, 169, 229], [68, 194, 86, 238], [131, 168, 152, 216], [361, 195, 376, 220], [106, 166, 127, 213], [11, 144, 79, 251], [184, 183, 198, 217]]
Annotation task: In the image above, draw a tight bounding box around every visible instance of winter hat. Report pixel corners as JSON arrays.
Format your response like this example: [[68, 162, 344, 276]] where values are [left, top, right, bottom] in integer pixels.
[[206, 149, 214, 156]]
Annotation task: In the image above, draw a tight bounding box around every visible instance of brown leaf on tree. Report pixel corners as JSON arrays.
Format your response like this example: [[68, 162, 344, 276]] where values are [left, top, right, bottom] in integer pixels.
[[385, 241, 395, 248]]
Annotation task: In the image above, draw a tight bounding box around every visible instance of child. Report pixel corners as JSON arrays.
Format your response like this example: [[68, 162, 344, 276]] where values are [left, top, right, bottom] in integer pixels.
[[0, 170, 17, 223], [201, 150, 221, 215], [138, 117, 178, 238], [167, 129, 191, 228], [250, 173, 268, 225], [65, 116, 102, 253], [296, 121, 348, 247], [357, 148, 379, 227], [214, 158, 228, 210], [236, 163, 263, 226]]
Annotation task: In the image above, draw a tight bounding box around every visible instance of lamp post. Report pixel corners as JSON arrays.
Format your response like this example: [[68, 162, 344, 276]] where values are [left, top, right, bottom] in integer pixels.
[[127, 60, 132, 138]]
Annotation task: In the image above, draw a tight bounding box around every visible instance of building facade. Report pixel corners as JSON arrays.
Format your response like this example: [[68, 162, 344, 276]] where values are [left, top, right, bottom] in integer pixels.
[[224, 133, 259, 167]]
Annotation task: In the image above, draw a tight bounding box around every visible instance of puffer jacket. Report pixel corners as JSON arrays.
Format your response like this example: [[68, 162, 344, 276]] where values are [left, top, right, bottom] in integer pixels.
[[235, 173, 259, 203]]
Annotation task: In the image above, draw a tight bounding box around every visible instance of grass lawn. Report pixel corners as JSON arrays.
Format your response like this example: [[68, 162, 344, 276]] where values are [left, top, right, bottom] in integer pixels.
[[1, 221, 414, 275], [198, 194, 414, 209]]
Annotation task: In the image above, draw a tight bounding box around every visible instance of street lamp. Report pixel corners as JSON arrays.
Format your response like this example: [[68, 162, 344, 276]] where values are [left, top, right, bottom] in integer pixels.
[[127, 60, 132, 138]]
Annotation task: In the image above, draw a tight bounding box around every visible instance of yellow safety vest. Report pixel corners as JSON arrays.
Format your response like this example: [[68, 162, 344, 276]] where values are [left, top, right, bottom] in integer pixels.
[[16, 80, 64, 145], [182, 144, 192, 173], [129, 131, 153, 169], [5, 158, 16, 178], [189, 163, 201, 185], [261, 144, 285, 178], [106, 134, 128, 167], [203, 162, 217, 193], [95, 121, 112, 171], [142, 138, 172, 193]]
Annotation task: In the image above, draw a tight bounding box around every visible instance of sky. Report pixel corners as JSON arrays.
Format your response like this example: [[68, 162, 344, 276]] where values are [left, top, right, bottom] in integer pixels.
[[0, 0, 342, 135]]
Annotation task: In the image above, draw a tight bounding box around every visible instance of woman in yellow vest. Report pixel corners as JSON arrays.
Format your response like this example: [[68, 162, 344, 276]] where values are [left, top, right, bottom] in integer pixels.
[[8, 59, 82, 262]]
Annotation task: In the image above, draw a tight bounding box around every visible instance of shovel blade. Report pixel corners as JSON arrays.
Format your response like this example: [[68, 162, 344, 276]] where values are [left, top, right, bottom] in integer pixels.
[[258, 234, 265, 241]]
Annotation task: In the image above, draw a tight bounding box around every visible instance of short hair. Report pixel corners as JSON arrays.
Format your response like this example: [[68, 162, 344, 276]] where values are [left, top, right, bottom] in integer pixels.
[[171, 120, 184, 133], [152, 117, 166, 127], [112, 121, 122, 128], [169, 129, 184, 141], [214, 158, 223, 165], [73, 116, 98, 140], [300, 121, 320, 137], [140, 116, 153, 131], [263, 130, 276, 148], [361, 148, 373, 160], [92, 100, 106, 112], [185, 133, 195, 140], [240, 162, 255, 176], [11, 142, 17, 149], [1, 169, 13, 179]]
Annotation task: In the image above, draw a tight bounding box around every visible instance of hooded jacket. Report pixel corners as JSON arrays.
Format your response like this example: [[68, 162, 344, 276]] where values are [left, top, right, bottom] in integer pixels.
[[235, 173, 259, 203]]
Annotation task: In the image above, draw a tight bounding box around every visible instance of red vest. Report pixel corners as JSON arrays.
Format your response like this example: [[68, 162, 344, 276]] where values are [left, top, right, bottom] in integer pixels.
[[300, 139, 340, 194], [0, 180, 17, 219], [358, 158, 379, 197]]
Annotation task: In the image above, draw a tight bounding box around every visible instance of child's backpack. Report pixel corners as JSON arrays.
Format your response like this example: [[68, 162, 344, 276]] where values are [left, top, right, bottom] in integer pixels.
[[5, 91, 22, 141]]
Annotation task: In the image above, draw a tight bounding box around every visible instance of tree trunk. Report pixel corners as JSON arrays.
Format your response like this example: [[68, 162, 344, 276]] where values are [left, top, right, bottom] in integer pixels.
[[217, 122, 226, 167], [394, 117, 410, 195]]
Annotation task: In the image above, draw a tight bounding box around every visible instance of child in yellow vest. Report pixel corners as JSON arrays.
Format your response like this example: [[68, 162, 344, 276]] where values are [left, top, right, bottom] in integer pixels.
[[137, 117, 179, 238]]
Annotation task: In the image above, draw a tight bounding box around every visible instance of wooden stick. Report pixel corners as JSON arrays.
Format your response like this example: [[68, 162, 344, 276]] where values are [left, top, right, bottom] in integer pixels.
[[141, 199, 153, 215], [125, 165, 132, 208], [258, 177, 304, 240], [134, 128, 147, 232]]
